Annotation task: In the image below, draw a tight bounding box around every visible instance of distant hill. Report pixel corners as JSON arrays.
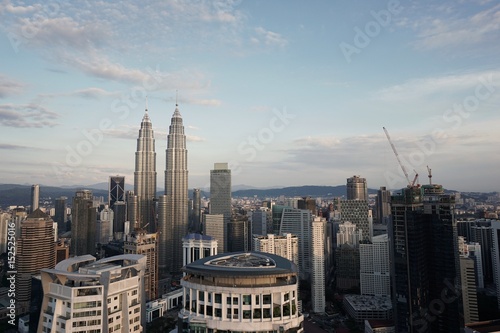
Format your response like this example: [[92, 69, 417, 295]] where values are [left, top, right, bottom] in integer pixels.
[[232, 185, 378, 198]]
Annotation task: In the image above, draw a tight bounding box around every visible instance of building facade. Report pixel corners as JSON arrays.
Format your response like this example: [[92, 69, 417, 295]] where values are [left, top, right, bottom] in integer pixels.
[[134, 107, 157, 233], [346, 175, 368, 201], [182, 233, 218, 267], [360, 234, 390, 296], [179, 252, 303, 333], [38, 254, 147, 333], [311, 216, 326, 314], [124, 230, 158, 301], [162, 104, 189, 273], [71, 190, 97, 257]]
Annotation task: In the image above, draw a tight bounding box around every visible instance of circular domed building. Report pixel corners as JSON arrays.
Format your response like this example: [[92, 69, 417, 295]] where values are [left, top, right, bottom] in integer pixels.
[[179, 252, 303, 333]]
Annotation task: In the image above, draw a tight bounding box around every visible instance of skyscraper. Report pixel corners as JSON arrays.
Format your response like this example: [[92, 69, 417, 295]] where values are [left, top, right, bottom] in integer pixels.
[[346, 175, 367, 201], [390, 184, 463, 332], [311, 216, 326, 313], [134, 106, 157, 232], [109, 175, 125, 208], [70, 190, 97, 257], [124, 229, 158, 301], [191, 188, 202, 232], [163, 103, 189, 273], [54, 196, 67, 234], [16, 209, 55, 312], [376, 186, 391, 224], [31, 184, 39, 213], [210, 163, 232, 250]]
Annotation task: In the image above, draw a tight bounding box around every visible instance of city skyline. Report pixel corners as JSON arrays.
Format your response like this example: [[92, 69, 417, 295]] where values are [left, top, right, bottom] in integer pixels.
[[0, 1, 499, 192]]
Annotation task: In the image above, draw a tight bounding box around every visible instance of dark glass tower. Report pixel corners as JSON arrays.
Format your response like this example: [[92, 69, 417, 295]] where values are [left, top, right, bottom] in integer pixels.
[[54, 196, 67, 234], [70, 190, 96, 256], [134, 106, 157, 233], [163, 103, 188, 273], [390, 184, 463, 332], [109, 175, 125, 209]]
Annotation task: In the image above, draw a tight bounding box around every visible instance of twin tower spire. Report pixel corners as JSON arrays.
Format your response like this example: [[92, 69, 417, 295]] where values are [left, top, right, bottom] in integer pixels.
[[133, 98, 188, 274]]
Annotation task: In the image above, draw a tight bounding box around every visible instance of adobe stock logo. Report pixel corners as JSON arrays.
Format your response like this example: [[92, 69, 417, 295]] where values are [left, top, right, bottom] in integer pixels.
[[339, 0, 403, 64]]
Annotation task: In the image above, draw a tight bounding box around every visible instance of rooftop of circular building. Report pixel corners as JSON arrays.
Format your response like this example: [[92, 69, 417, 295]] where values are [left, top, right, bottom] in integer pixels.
[[182, 251, 298, 277]]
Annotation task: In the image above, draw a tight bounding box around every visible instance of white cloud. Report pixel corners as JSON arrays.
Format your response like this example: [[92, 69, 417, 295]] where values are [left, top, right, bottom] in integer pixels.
[[253, 27, 288, 47], [0, 103, 60, 127], [375, 70, 500, 101], [410, 3, 500, 51], [0, 74, 25, 98]]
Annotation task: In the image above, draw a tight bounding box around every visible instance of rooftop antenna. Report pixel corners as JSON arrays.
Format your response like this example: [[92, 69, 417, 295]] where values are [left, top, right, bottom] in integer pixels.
[[176, 90, 178, 107], [145, 96, 148, 112], [427, 165, 432, 185]]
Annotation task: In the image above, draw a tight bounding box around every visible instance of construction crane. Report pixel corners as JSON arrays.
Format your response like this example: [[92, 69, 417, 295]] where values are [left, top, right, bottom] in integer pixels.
[[383, 127, 412, 187], [411, 169, 419, 187], [427, 165, 432, 185]]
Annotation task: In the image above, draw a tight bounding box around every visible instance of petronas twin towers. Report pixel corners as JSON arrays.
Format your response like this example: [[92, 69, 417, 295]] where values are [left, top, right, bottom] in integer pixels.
[[134, 102, 188, 274]]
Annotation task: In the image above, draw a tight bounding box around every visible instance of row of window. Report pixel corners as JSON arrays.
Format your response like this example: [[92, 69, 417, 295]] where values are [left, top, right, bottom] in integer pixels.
[[197, 292, 294, 305]]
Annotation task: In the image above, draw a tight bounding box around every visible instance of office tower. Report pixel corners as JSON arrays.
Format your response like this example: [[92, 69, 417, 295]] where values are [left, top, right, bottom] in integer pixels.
[[390, 184, 463, 332], [360, 234, 390, 296], [279, 207, 312, 279], [179, 252, 303, 332], [253, 233, 299, 268], [70, 190, 97, 256], [376, 186, 391, 224], [210, 163, 232, 251], [491, 220, 500, 309], [112, 200, 126, 240], [109, 175, 125, 208], [38, 254, 147, 333], [124, 230, 158, 301], [347, 175, 367, 201], [203, 214, 225, 254], [126, 190, 138, 228], [298, 196, 316, 215], [471, 221, 493, 284], [272, 205, 288, 234], [31, 184, 39, 213], [311, 216, 326, 314], [336, 221, 363, 247], [335, 244, 360, 291], [16, 209, 55, 312], [182, 233, 218, 267], [54, 196, 67, 234], [460, 257, 479, 324], [55, 240, 69, 264], [96, 205, 113, 244], [251, 210, 268, 236], [163, 103, 189, 273], [191, 188, 202, 232], [227, 218, 251, 252], [339, 199, 371, 242], [134, 105, 157, 233]]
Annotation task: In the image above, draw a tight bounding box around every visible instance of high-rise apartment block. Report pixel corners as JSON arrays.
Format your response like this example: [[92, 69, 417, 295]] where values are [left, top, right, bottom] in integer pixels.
[[311, 216, 326, 313], [71, 190, 97, 257], [124, 230, 158, 301], [360, 234, 390, 296], [38, 254, 147, 333], [253, 233, 299, 270], [336, 221, 363, 248], [460, 257, 479, 324], [134, 107, 157, 232]]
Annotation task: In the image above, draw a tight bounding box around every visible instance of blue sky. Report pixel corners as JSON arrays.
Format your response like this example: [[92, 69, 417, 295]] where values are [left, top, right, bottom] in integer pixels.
[[0, 0, 499, 192]]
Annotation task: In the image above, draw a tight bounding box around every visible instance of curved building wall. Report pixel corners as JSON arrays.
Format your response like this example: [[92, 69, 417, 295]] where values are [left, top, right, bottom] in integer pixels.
[[179, 252, 303, 333]]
